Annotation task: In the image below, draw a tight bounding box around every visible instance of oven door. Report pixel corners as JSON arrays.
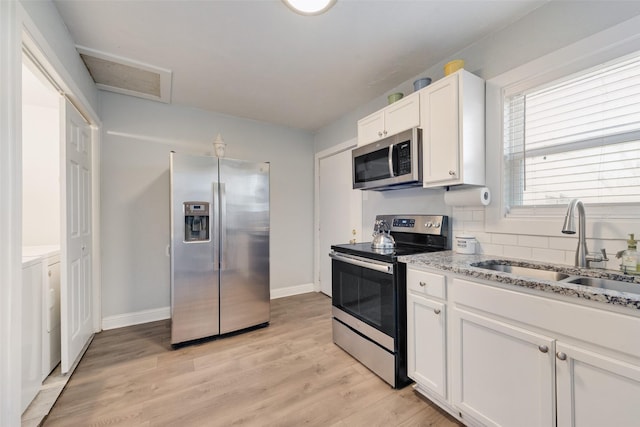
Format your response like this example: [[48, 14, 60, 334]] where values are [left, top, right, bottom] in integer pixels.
[[330, 252, 396, 340]]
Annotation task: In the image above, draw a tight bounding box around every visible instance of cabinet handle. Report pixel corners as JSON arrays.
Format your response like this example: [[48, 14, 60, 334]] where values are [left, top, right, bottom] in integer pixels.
[[378, 131, 383, 137], [419, 281, 426, 287], [383, 130, 387, 135], [448, 170, 456, 176], [538, 345, 548, 353], [48, 270, 52, 277], [434, 308, 441, 315], [556, 352, 567, 361]]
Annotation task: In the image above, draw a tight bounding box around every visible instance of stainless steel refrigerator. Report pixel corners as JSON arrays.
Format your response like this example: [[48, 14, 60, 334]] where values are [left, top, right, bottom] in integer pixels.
[[170, 152, 270, 345]]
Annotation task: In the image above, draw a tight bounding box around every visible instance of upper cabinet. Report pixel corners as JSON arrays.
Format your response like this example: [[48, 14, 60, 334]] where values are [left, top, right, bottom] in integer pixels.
[[355, 69, 485, 188], [357, 92, 420, 146], [420, 70, 485, 187]]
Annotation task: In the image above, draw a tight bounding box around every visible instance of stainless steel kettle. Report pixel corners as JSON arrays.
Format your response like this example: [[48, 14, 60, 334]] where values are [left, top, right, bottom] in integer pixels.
[[371, 219, 396, 249]]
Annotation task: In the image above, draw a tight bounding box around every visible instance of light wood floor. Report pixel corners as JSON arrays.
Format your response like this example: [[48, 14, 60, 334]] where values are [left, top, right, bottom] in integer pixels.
[[43, 292, 462, 426]]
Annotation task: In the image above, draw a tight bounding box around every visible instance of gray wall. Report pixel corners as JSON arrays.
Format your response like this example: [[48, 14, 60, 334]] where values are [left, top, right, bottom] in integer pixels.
[[313, 1, 640, 228], [21, 0, 99, 114], [99, 91, 314, 318]]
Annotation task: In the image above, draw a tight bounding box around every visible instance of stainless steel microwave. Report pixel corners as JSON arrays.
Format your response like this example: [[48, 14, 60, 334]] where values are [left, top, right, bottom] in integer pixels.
[[352, 127, 422, 191]]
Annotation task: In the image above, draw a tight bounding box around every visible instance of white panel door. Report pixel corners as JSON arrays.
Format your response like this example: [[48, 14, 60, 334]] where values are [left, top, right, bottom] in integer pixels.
[[318, 148, 361, 296], [60, 99, 93, 374]]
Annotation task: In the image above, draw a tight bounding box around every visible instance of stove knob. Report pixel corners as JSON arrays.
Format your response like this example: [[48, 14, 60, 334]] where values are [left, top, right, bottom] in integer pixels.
[[433, 222, 441, 228], [425, 222, 433, 228]]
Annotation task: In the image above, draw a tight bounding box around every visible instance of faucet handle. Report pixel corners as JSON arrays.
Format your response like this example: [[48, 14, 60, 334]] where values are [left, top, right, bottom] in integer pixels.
[[586, 249, 609, 265]]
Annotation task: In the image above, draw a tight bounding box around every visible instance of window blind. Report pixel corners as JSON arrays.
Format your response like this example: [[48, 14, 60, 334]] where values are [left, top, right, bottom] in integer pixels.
[[504, 53, 640, 208]]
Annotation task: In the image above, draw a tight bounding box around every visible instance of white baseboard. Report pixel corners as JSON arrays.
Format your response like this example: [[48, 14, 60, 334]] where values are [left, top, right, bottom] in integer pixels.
[[270, 283, 315, 299], [101, 283, 317, 330], [102, 306, 170, 331]]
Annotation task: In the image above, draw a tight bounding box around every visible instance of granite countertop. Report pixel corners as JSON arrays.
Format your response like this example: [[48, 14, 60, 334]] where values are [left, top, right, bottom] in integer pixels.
[[399, 250, 640, 311]]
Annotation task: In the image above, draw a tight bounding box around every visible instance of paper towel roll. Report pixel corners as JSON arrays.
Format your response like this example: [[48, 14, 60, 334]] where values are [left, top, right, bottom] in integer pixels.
[[444, 187, 491, 207]]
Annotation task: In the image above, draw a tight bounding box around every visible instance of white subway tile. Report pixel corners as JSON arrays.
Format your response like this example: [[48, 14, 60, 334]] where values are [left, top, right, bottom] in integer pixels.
[[480, 243, 504, 257], [549, 236, 578, 251], [464, 221, 485, 232], [472, 210, 485, 222], [517, 235, 549, 248], [491, 233, 518, 245], [503, 245, 533, 260], [471, 231, 491, 244], [531, 248, 567, 264]]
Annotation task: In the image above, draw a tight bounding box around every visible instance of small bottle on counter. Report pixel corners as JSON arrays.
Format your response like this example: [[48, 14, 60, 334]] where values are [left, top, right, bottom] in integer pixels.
[[621, 233, 639, 274]]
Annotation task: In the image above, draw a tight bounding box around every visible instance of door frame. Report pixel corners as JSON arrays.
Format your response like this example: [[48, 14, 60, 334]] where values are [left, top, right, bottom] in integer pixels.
[[313, 138, 359, 293], [0, 4, 102, 424], [21, 10, 103, 334]]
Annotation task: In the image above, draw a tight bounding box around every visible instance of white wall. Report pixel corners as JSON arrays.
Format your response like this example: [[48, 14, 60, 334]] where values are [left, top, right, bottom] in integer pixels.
[[313, 1, 640, 265], [99, 91, 315, 321], [22, 103, 60, 246]]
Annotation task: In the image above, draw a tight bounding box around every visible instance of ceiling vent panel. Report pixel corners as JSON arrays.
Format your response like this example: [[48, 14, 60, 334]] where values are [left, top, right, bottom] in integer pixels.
[[77, 46, 172, 103]]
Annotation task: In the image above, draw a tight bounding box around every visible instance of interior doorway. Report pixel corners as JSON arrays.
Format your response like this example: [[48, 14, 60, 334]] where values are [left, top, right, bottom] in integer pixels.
[[20, 47, 96, 419], [315, 140, 362, 297], [21, 58, 62, 413]]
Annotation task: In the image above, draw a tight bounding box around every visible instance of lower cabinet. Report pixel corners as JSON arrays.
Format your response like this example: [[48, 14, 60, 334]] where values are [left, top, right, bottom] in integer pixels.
[[406, 266, 640, 427], [556, 342, 640, 427], [22, 260, 43, 413], [407, 293, 446, 399], [450, 308, 555, 427]]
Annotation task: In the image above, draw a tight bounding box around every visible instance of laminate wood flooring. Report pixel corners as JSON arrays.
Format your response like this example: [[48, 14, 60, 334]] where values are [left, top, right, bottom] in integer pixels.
[[43, 292, 462, 427]]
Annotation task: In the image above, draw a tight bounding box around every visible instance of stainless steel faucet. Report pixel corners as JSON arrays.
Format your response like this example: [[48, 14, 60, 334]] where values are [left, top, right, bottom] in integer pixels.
[[562, 199, 607, 267]]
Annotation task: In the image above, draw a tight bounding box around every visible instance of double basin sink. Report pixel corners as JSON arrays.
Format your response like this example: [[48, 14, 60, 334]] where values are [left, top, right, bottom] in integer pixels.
[[472, 262, 640, 296]]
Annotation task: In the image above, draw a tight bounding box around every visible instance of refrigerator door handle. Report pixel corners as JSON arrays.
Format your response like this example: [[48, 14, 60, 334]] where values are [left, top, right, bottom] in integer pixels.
[[213, 182, 220, 271], [220, 182, 227, 270]]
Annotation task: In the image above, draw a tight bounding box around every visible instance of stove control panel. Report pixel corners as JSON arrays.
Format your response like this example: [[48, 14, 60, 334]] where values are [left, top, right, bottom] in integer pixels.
[[392, 218, 415, 228], [378, 214, 448, 237]]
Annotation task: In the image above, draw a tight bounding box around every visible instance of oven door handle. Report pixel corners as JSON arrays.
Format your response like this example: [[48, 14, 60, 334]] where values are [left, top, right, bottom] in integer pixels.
[[329, 252, 394, 275]]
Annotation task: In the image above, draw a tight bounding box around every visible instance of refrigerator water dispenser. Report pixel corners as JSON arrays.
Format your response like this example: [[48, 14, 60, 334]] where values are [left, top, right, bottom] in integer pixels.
[[184, 201, 210, 242]]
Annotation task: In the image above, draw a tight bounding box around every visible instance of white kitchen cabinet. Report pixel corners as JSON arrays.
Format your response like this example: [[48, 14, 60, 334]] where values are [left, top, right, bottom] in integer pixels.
[[556, 342, 640, 427], [22, 258, 43, 413], [406, 268, 449, 405], [449, 275, 640, 427], [42, 253, 61, 379], [357, 92, 419, 146], [407, 294, 446, 399], [450, 308, 555, 427], [420, 69, 485, 187]]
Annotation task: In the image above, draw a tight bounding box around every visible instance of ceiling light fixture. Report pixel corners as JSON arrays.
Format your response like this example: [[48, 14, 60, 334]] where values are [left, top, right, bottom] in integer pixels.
[[283, 0, 336, 15]]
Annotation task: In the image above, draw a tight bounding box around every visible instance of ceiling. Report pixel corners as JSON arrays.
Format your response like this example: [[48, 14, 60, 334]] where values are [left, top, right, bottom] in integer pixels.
[[53, 0, 547, 132]]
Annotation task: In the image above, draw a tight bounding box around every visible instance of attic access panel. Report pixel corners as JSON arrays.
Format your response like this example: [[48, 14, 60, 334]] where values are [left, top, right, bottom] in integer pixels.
[[77, 46, 172, 103]]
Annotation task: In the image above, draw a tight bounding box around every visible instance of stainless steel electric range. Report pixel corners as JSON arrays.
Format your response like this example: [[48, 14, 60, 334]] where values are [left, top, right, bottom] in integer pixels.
[[329, 214, 449, 388]]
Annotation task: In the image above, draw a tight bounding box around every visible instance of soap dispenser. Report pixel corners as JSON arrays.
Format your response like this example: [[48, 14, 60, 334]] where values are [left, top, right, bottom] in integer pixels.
[[621, 233, 639, 273]]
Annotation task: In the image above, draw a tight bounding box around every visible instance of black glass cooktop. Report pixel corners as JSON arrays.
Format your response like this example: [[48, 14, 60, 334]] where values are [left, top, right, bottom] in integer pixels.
[[331, 242, 439, 263]]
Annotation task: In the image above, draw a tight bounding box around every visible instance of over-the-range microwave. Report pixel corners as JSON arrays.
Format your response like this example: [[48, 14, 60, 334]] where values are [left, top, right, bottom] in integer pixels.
[[352, 127, 422, 191]]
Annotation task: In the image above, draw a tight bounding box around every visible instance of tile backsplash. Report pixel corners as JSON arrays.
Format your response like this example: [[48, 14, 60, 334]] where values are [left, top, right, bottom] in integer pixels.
[[451, 207, 625, 270]]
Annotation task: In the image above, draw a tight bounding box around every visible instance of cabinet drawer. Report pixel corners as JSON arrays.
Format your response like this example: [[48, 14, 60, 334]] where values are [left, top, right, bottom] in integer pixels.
[[408, 268, 446, 299]]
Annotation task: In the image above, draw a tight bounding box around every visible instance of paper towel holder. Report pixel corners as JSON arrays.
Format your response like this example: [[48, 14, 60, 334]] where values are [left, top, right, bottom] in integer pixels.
[[444, 186, 491, 207]]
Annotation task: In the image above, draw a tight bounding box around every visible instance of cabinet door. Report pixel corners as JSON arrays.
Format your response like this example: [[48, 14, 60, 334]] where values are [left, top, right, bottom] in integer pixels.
[[42, 260, 61, 379], [22, 262, 43, 413], [451, 309, 555, 427], [421, 74, 460, 186], [556, 342, 640, 427], [384, 92, 419, 137], [357, 111, 385, 146], [407, 293, 446, 399]]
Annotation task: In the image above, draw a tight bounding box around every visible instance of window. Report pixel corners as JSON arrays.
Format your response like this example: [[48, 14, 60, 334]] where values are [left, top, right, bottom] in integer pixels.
[[503, 52, 640, 210]]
